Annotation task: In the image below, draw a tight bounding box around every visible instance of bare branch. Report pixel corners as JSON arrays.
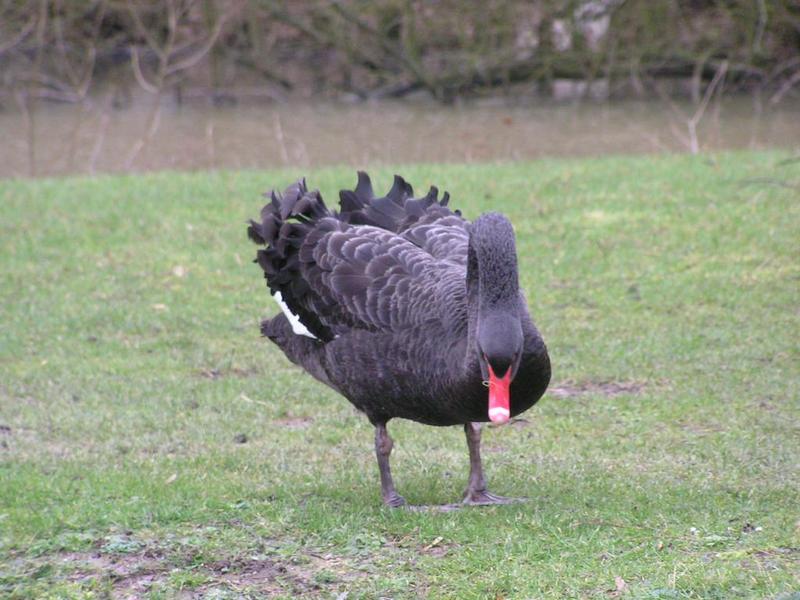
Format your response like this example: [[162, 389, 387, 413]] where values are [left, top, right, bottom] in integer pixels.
[[14, 88, 35, 177], [88, 90, 113, 174], [272, 113, 289, 165], [329, 0, 434, 91], [753, 0, 767, 55], [689, 60, 728, 129], [127, 0, 165, 60], [255, 0, 328, 46], [166, 12, 228, 76], [76, 44, 97, 99], [124, 98, 162, 170], [130, 45, 159, 93], [770, 69, 800, 105], [0, 14, 36, 55]]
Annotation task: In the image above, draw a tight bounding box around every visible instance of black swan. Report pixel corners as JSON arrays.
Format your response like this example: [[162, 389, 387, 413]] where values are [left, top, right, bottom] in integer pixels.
[[247, 173, 550, 507]]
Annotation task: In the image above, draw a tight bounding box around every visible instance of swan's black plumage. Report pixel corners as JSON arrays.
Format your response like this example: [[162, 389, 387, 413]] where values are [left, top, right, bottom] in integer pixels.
[[248, 172, 550, 506]]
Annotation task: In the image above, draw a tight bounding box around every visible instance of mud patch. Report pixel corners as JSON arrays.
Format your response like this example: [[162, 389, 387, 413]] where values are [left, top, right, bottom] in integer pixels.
[[201, 552, 368, 596], [199, 366, 260, 380], [56, 551, 165, 597], [0, 424, 10, 448], [680, 421, 723, 436], [1, 425, 75, 459], [273, 416, 314, 429], [183, 551, 375, 598], [715, 546, 800, 574], [748, 546, 800, 569], [549, 381, 645, 398], [201, 557, 303, 596], [26, 544, 372, 598]]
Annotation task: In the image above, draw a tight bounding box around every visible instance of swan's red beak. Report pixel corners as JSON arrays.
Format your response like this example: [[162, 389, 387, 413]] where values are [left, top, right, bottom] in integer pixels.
[[487, 364, 511, 424]]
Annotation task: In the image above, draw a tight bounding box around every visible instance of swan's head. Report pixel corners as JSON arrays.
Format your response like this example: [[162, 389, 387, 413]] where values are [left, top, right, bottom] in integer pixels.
[[477, 312, 523, 424], [469, 212, 523, 425]]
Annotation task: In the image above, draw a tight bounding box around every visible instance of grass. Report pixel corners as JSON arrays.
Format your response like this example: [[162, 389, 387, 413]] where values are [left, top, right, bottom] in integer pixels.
[[0, 151, 798, 599]]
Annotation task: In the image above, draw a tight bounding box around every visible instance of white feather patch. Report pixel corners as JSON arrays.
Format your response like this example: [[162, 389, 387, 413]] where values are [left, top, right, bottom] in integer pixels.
[[273, 291, 318, 339]]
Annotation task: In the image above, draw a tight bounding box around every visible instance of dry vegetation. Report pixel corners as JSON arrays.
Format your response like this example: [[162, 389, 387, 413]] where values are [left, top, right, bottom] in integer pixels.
[[1, 0, 799, 106]]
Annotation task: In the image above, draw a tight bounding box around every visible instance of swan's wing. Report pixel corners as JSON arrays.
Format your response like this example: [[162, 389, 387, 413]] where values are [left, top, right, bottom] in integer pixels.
[[248, 177, 465, 343], [339, 172, 470, 266]]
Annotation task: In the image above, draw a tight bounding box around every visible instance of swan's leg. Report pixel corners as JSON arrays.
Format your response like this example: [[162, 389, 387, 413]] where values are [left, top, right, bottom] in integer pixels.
[[462, 422, 524, 505], [375, 422, 406, 508]]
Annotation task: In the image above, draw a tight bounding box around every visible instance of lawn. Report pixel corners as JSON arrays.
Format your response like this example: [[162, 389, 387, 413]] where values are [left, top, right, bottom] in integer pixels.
[[1, 152, 798, 599]]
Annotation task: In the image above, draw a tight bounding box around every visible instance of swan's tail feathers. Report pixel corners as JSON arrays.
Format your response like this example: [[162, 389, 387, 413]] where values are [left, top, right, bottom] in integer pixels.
[[248, 179, 341, 342], [248, 179, 332, 245], [338, 172, 457, 232]]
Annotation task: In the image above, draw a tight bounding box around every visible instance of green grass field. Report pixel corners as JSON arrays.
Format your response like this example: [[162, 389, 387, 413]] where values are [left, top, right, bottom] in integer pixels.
[[1, 152, 798, 599]]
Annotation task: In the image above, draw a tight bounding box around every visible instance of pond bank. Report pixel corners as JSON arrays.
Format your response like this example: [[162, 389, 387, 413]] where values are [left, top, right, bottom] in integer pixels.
[[2, 96, 799, 179]]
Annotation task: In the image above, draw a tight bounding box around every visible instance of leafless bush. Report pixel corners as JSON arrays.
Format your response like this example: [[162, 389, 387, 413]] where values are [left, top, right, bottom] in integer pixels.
[[0, 0, 797, 107]]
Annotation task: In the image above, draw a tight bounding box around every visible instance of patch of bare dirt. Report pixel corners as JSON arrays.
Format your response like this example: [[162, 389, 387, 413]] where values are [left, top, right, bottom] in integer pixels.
[[2, 425, 75, 459], [273, 416, 315, 429], [748, 546, 800, 570], [549, 381, 646, 398], [57, 551, 166, 598], [679, 421, 724, 436], [199, 366, 261, 380], [199, 557, 297, 596], [195, 551, 371, 597], [711, 546, 800, 574], [42, 545, 371, 598]]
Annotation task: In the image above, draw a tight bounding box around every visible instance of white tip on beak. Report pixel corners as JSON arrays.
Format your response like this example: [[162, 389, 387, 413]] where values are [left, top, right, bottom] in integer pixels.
[[488, 406, 510, 424]]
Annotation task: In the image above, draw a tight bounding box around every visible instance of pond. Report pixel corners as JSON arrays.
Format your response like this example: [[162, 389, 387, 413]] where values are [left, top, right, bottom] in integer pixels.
[[1, 94, 798, 179]]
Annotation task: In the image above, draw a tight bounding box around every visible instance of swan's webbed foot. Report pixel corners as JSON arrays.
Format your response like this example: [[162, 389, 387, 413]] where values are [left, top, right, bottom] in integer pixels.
[[462, 489, 526, 506], [382, 491, 407, 508]]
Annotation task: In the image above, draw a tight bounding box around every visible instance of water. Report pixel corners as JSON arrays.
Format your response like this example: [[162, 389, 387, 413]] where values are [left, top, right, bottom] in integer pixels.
[[1, 95, 798, 178]]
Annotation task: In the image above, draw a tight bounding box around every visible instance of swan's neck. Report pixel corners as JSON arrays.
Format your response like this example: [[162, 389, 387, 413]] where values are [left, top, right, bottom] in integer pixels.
[[465, 214, 521, 364]]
